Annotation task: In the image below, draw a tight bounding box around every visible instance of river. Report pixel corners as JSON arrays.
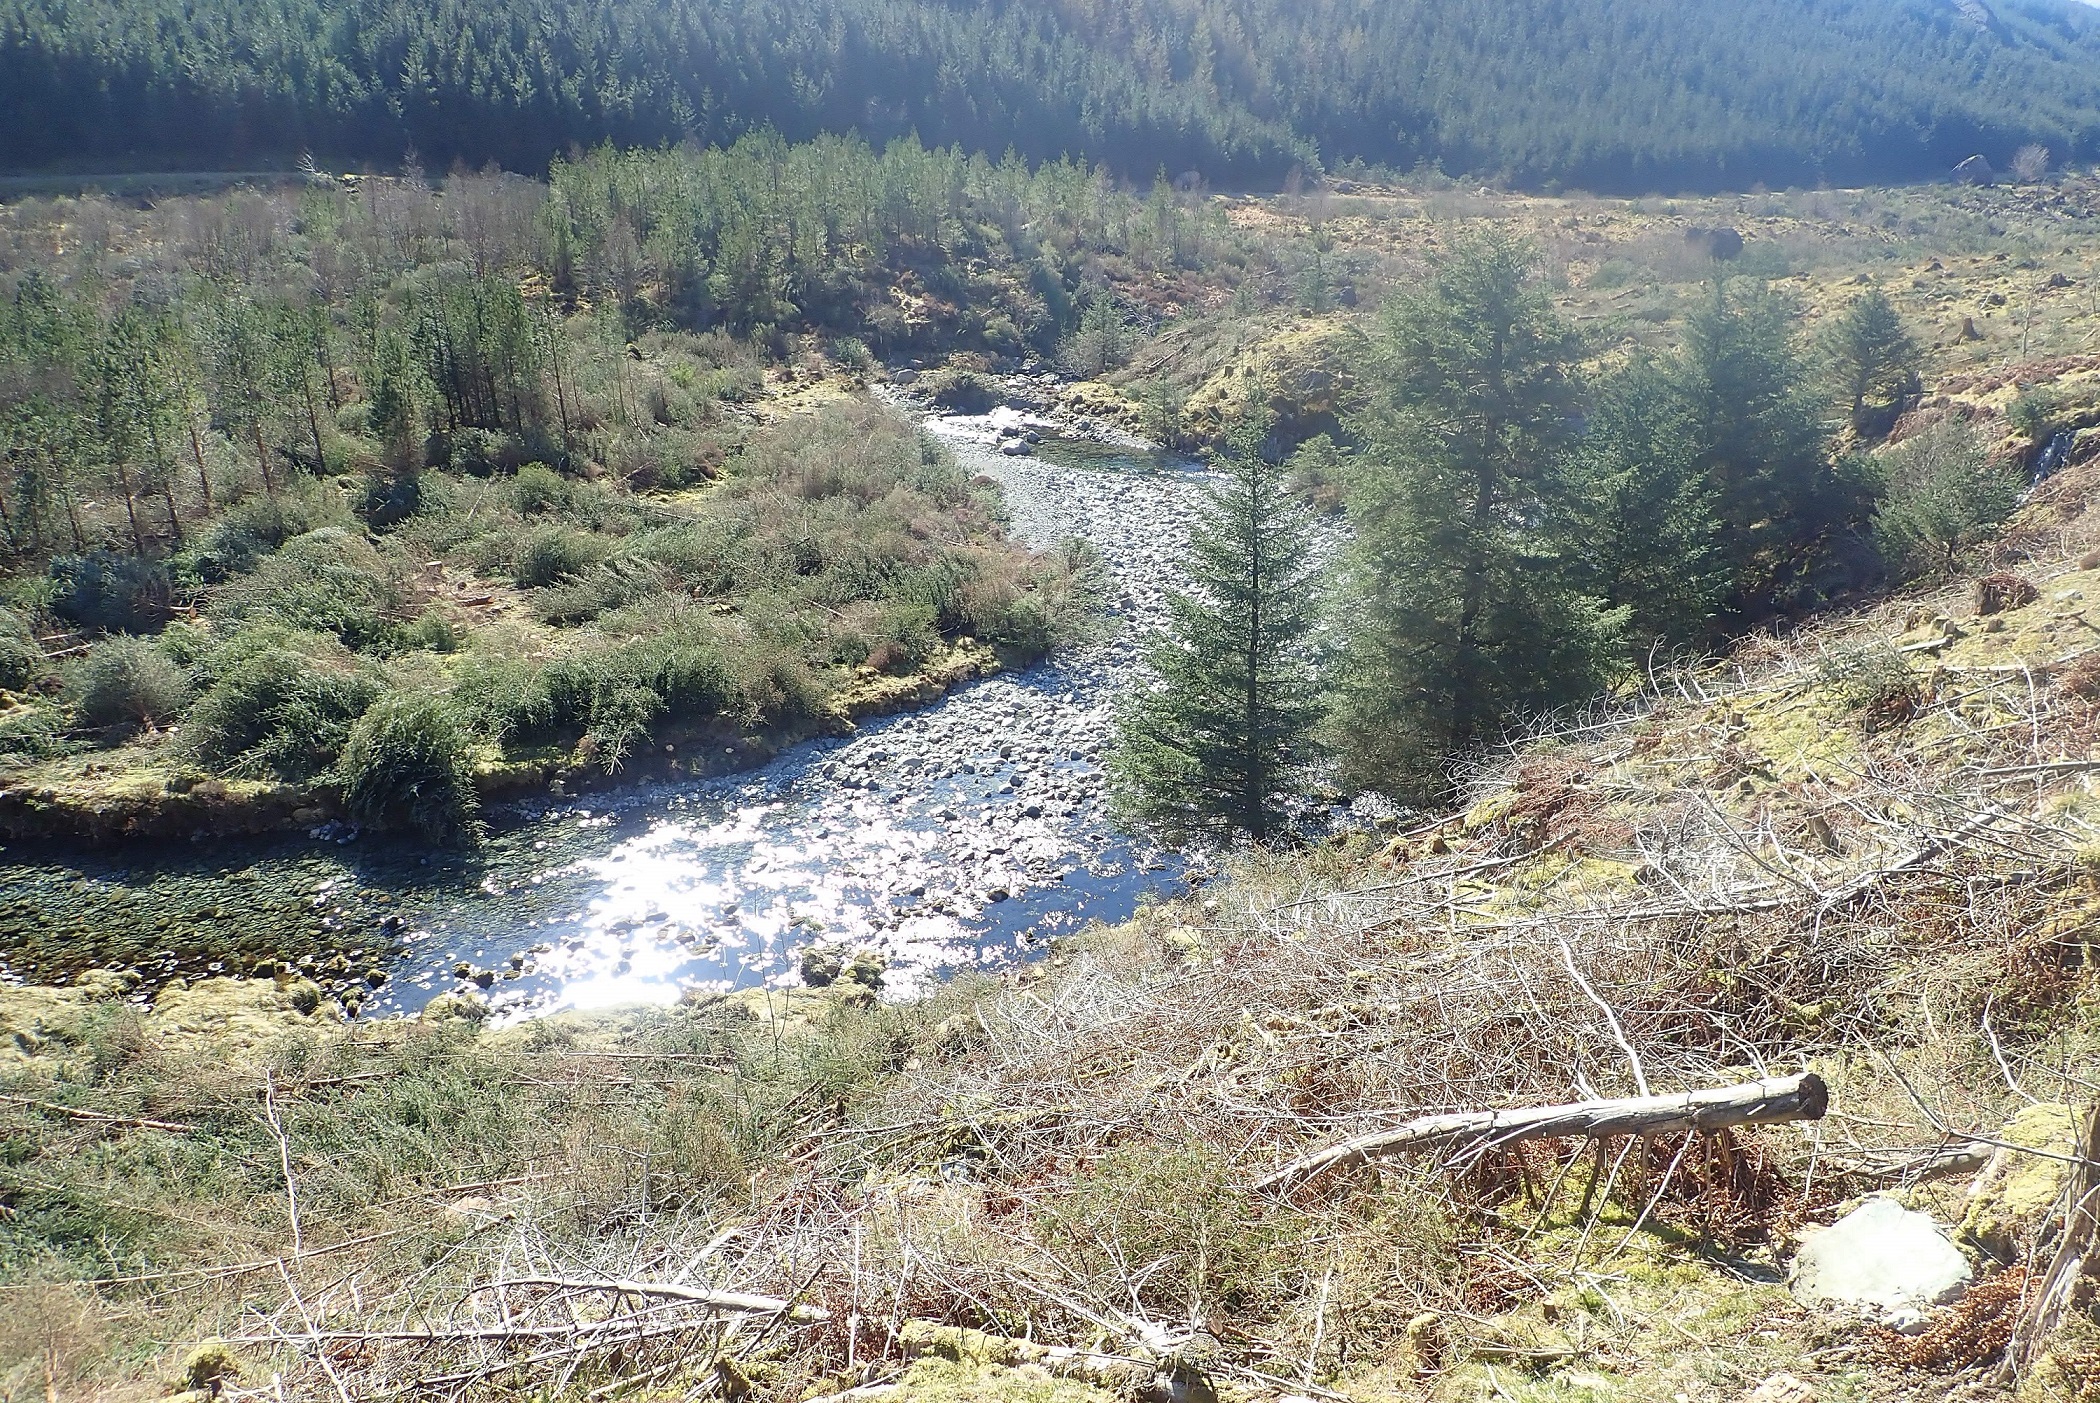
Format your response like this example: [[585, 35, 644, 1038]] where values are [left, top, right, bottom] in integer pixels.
[[0, 413, 1215, 1019]]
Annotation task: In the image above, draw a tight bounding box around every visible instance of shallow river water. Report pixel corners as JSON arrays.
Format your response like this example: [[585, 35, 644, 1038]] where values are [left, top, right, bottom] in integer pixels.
[[0, 420, 1214, 1019]]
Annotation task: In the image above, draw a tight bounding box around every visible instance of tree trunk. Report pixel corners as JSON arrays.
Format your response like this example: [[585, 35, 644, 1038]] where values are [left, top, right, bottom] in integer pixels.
[[302, 373, 327, 473], [188, 415, 213, 513], [145, 418, 181, 545], [115, 457, 144, 553], [1252, 1072, 1829, 1196], [253, 422, 277, 500]]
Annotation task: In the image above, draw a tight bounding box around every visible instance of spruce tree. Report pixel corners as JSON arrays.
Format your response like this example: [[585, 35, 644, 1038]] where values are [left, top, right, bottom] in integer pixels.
[[1559, 354, 1726, 657], [1336, 228, 1618, 803], [1820, 286, 1923, 436], [1679, 279, 1868, 618], [1111, 408, 1324, 843]]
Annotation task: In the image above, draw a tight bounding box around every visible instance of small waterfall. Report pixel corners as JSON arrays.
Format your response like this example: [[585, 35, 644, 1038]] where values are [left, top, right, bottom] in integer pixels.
[[2033, 428, 2076, 484]]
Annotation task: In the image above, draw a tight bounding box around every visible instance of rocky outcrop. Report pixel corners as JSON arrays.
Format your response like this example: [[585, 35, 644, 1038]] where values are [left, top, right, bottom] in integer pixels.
[[1955, 155, 1998, 186]]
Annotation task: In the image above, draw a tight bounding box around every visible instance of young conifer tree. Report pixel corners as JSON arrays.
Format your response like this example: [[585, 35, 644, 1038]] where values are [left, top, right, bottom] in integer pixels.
[[1111, 406, 1325, 843], [1335, 228, 1619, 803], [1819, 285, 1923, 436]]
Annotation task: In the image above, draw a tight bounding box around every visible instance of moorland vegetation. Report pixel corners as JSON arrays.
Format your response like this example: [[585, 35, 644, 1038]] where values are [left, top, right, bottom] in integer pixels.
[[8, 124, 2100, 1403]]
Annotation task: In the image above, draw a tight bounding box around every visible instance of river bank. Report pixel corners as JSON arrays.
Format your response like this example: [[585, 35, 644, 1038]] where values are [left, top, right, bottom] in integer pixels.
[[0, 412, 1215, 1021]]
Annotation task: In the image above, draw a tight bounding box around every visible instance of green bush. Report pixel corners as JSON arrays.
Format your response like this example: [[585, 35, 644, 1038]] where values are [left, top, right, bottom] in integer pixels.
[[401, 610, 462, 652], [211, 528, 410, 648], [1816, 642, 1921, 729], [67, 635, 191, 729], [356, 468, 426, 528], [48, 552, 172, 633], [1871, 420, 2025, 578], [2007, 386, 2066, 442], [867, 597, 940, 673], [0, 703, 80, 761], [447, 647, 554, 743], [0, 607, 50, 692], [185, 631, 385, 780], [336, 693, 484, 844], [922, 367, 995, 413], [190, 481, 355, 577], [511, 464, 576, 515], [1037, 1144, 1302, 1322], [511, 524, 610, 588], [531, 556, 672, 623], [542, 623, 737, 769]]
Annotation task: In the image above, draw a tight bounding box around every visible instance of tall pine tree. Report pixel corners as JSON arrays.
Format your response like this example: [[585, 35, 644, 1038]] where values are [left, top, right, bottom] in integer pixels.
[[1336, 228, 1619, 802], [1111, 408, 1325, 843], [1558, 354, 1726, 659], [1679, 279, 1869, 619]]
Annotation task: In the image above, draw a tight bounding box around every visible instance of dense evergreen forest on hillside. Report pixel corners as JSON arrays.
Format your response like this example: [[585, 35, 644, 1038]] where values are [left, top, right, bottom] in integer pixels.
[[8, 0, 2100, 192]]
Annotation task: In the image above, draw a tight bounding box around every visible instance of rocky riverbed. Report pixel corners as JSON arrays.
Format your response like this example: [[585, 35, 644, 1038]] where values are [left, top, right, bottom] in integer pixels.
[[354, 422, 1211, 1018], [0, 407, 1223, 1020]]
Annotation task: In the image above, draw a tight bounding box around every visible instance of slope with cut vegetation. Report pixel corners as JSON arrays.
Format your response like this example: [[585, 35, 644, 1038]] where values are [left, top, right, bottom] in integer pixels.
[[10, 425, 2100, 1403]]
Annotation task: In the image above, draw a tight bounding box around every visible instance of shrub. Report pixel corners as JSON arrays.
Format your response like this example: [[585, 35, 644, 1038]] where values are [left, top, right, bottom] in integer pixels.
[[829, 336, 874, 371], [1872, 421, 2024, 578], [1057, 299, 1133, 380], [439, 427, 533, 476], [0, 703, 79, 761], [1285, 433, 1350, 513], [0, 607, 50, 692], [922, 367, 995, 413], [48, 553, 172, 633], [1037, 1144, 1301, 1323], [511, 525, 609, 588], [184, 631, 384, 780], [1816, 642, 1921, 730], [67, 635, 190, 729], [401, 610, 462, 652], [511, 464, 574, 515], [357, 468, 425, 529], [2007, 386, 2065, 442], [211, 528, 411, 648], [447, 646, 553, 743], [531, 556, 672, 623], [190, 481, 355, 577], [336, 693, 484, 844], [867, 598, 939, 673]]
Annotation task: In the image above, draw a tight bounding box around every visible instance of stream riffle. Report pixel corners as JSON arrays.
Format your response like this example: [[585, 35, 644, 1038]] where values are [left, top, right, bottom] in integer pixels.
[[1, 420, 1216, 1019]]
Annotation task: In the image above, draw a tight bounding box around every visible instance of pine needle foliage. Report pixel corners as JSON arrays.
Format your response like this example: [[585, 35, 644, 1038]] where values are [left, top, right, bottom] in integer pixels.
[[1335, 228, 1620, 805], [1820, 286, 1924, 437], [1111, 409, 1325, 844]]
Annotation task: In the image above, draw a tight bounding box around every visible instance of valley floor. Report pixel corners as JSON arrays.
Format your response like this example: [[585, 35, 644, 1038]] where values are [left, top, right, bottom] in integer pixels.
[[11, 449, 2100, 1403]]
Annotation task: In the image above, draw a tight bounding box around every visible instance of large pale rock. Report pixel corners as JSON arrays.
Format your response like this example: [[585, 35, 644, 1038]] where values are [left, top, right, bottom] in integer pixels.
[[1791, 1196, 1971, 1331]]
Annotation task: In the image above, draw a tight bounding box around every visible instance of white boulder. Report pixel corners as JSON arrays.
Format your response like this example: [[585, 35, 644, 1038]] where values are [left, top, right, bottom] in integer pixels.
[[1790, 1196, 1971, 1332]]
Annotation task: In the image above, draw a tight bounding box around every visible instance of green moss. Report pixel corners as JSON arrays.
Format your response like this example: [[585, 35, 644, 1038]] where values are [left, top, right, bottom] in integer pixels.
[[878, 1358, 1120, 1403], [1959, 1101, 2080, 1260]]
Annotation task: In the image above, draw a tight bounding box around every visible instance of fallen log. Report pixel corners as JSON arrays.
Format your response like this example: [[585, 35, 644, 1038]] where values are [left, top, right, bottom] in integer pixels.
[[491, 1276, 831, 1323], [1250, 1071, 1828, 1197]]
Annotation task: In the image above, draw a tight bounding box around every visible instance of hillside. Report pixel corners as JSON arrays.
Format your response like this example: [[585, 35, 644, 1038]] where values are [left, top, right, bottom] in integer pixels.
[[9, 0, 2100, 191], [10, 436, 2100, 1403]]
